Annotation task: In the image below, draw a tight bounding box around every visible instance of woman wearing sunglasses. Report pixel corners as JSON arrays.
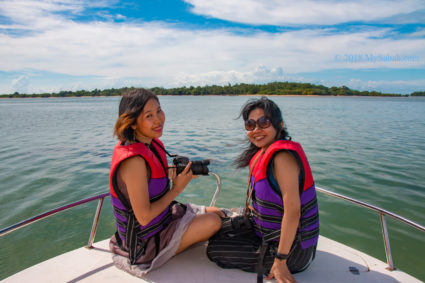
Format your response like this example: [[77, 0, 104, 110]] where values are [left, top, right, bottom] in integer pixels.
[[209, 97, 319, 283]]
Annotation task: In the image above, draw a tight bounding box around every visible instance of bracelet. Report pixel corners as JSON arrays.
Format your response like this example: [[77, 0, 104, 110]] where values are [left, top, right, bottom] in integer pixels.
[[275, 252, 289, 261]]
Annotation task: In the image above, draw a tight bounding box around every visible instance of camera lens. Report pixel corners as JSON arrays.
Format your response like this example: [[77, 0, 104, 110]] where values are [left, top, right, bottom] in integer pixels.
[[191, 160, 210, 175], [172, 156, 210, 176]]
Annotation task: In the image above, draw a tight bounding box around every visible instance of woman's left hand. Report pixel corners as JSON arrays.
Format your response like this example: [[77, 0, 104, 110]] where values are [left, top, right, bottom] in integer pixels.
[[266, 260, 297, 283], [170, 162, 193, 194]]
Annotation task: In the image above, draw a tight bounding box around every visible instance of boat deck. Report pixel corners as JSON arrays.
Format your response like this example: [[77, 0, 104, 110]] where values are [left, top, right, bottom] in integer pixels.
[[3, 236, 421, 283]]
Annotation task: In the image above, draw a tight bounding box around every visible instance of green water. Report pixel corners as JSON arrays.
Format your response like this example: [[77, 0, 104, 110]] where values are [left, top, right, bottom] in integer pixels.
[[1, 96, 424, 280]]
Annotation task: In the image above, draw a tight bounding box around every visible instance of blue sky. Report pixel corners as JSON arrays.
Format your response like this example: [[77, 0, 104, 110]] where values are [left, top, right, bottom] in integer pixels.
[[0, 0, 424, 94]]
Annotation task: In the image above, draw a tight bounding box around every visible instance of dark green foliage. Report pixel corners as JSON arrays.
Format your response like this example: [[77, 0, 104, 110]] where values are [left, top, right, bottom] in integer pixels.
[[0, 82, 417, 98], [411, 91, 425, 96]]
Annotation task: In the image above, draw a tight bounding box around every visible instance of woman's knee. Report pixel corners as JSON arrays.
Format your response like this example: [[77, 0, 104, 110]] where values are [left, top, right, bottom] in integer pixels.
[[204, 212, 222, 232], [184, 214, 221, 242], [205, 206, 226, 218]]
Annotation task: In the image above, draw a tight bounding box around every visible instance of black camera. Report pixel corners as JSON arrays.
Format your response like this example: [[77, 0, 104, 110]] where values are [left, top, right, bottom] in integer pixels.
[[173, 156, 210, 176]]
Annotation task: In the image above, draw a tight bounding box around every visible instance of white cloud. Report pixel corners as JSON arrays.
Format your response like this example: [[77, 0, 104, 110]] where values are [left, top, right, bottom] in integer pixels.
[[346, 78, 425, 93], [173, 66, 286, 86], [12, 75, 30, 93], [185, 0, 425, 25], [409, 27, 425, 38], [0, 0, 424, 94], [0, 0, 119, 31], [0, 0, 81, 30], [115, 14, 126, 20], [2, 20, 423, 75]]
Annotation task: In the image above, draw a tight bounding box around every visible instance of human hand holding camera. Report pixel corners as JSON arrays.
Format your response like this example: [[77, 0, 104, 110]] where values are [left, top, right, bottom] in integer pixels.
[[170, 162, 193, 194], [169, 155, 210, 195], [173, 156, 210, 176]]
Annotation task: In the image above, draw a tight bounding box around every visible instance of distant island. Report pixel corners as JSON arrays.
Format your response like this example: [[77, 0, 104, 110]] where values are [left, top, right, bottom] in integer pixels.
[[411, 91, 425, 96], [1, 82, 423, 98]]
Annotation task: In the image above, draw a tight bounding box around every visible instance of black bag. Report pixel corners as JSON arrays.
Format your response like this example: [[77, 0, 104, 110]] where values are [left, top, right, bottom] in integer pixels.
[[207, 215, 316, 282], [206, 215, 276, 280]]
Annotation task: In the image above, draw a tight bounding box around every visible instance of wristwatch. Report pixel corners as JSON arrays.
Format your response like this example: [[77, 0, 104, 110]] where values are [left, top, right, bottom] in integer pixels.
[[275, 252, 289, 261]]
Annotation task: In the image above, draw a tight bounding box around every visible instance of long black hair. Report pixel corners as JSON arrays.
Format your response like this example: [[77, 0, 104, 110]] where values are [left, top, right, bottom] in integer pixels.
[[235, 96, 290, 168]]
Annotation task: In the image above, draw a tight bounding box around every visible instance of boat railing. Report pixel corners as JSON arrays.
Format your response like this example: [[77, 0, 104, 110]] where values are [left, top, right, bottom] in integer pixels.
[[0, 172, 221, 249], [0, 192, 110, 248], [316, 186, 425, 270], [1, 176, 424, 272]]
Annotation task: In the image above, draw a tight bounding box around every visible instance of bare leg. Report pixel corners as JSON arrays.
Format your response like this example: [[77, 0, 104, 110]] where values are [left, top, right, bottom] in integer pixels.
[[205, 206, 225, 217], [175, 212, 221, 254]]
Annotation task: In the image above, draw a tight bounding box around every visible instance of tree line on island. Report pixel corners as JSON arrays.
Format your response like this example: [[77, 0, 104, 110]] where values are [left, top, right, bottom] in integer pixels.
[[2, 82, 424, 98]]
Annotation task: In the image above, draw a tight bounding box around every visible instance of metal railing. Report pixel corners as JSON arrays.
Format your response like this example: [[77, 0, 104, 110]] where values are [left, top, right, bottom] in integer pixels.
[[316, 186, 425, 270], [1, 179, 424, 272], [209, 172, 221, 207], [0, 192, 110, 249], [0, 172, 221, 249]]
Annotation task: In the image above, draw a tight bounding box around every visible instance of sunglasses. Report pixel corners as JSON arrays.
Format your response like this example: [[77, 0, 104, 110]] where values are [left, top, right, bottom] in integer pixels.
[[245, 116, 272, 131]]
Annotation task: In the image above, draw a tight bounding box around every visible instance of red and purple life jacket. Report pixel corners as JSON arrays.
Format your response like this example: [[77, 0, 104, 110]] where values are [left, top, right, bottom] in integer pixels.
[[250, 140, 319, 249], [109, 139, 171, 252]]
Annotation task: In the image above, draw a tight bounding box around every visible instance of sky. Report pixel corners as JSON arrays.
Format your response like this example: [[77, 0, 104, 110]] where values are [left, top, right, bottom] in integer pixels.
[[0, 0, 424, 95]]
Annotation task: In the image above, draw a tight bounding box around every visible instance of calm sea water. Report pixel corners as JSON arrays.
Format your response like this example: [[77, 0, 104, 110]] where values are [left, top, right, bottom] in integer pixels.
[[1, 96, 424, 280]]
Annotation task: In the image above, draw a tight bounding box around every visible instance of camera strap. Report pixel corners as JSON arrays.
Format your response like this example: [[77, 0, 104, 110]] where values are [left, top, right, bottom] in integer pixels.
[[134, 139, 172, 177], [148, 141, 169, 176], [152, 139, 178, 158]]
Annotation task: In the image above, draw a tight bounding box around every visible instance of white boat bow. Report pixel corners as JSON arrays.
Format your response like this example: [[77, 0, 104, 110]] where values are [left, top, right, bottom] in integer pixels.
[[3, 236, 421, 283]]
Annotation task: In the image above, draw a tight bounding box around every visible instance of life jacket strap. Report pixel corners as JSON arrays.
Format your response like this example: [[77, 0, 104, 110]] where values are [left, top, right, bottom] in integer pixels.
[[300, 213, 319, 229], [245, 149, 265, 218], [262, 229, 281, 243], [137, 209, 172, 239], [256, 240, 268, 283], [253, 196, 283, 213], [154, 233, 161, 258], [150, 185, 170, 202], [300, 227, 320, 241], [115, 230, 124, 249], [255, 211, 283, 224], [127, 213, 147, 264], [301, 197, 317, 215]]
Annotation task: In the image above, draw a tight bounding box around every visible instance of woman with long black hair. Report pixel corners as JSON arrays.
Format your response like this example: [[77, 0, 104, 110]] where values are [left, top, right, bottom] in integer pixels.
[[209, 97, 319, 283]]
